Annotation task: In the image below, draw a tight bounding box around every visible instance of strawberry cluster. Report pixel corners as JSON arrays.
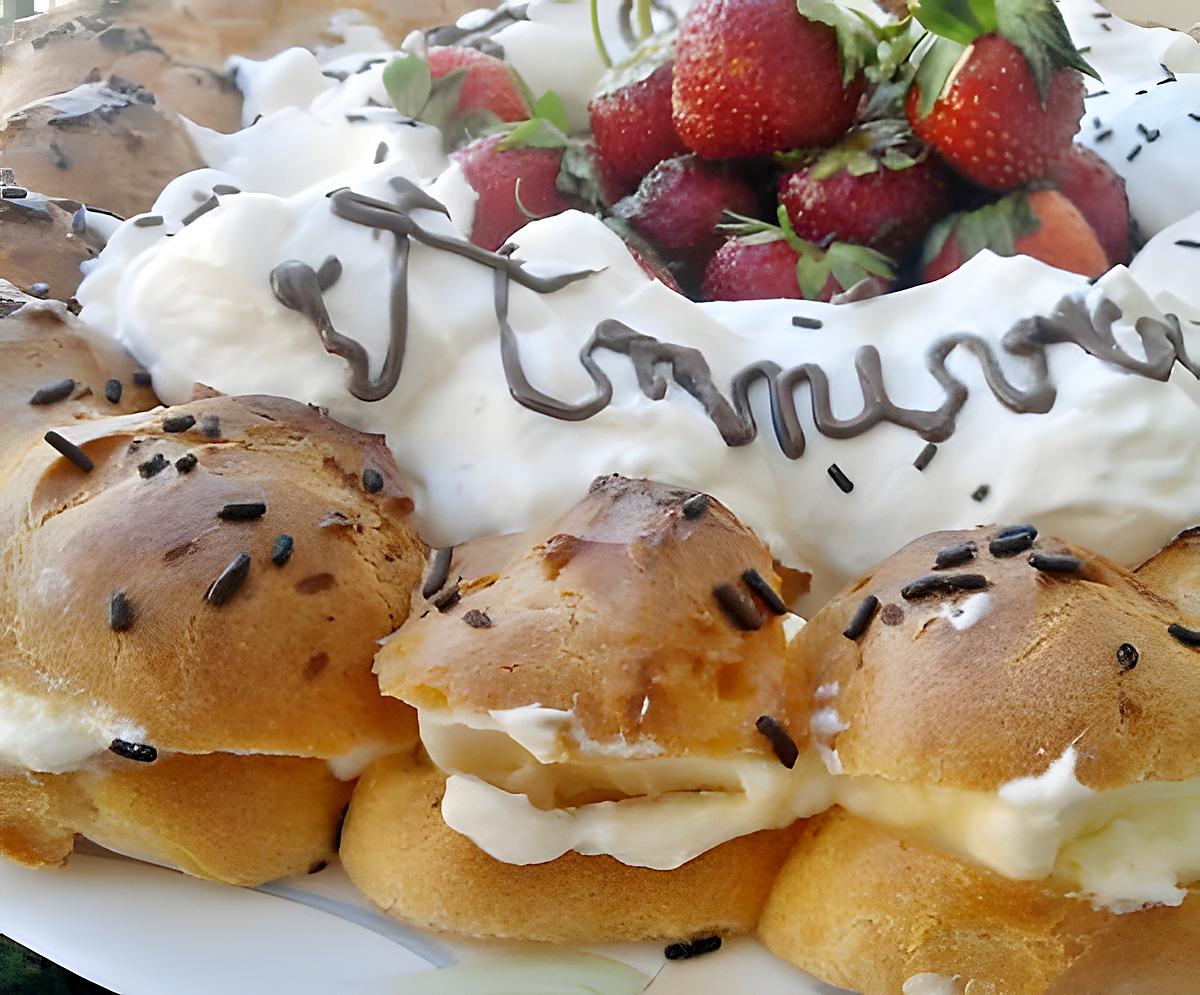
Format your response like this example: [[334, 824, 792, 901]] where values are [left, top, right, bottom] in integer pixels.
[[388, 0, 1131, 304]]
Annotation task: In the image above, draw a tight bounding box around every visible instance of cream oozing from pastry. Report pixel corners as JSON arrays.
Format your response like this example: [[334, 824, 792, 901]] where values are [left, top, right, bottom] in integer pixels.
[[419, 705, 833, 870], [835, 748, 1200, 914], [74, 1, 1200, 608]]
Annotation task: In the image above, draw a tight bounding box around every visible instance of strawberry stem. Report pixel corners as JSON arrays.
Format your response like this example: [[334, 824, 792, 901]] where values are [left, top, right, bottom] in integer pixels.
[[591, 0, 614, 67], [635, 0, 654, 40]]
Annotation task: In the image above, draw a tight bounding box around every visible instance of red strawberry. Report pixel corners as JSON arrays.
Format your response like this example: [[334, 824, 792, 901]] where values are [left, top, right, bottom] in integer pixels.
[[452, 133, 573, 251], [778, 121, 949, 258], [905, 1, 1096, 192], [921, 189, 1109, 283], [613, 155, 758, 275], [605, 220, 685, 293], [427, 47, 532, 123], [1046, 144, 1131, 266], [588, 38, 688, 201], [703, 209, 895, 302], [672, 0, 869, 159]]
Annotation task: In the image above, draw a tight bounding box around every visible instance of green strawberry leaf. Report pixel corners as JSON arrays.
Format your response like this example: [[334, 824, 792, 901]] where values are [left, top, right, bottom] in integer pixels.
[[532, 90, 570, 134], [909, 0, 997, 46], [382, 54, 433, 119], [421, 68, 468, 133], [795, 252, 831, 300], [912, 33, 967, 117], [795, 0, 878, 83], [785, 120, 926, 179], [995, 0, 1100, 100], [499, 116, 571, 150], [718, 210, 783, 239], [826, 242, 896, 290]]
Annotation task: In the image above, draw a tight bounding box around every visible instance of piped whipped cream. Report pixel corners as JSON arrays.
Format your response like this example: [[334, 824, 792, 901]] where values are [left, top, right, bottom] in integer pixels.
[[419, 706, 833, 870], [836, 747, 1200, 914]]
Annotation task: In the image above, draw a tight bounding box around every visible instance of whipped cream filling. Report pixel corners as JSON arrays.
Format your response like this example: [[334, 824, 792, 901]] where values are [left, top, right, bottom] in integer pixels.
[[902, 975, 967, 995], [419, 706, 833, 870], [836, 748, 1200, 913]]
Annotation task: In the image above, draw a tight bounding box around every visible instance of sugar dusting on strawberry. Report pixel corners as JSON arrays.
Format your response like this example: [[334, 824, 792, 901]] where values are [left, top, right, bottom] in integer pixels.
[[427, 47, 533, 124]]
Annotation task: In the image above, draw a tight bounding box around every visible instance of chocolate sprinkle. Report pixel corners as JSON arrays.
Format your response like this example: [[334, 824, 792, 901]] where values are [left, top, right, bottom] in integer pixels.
[[271, 534, 295, 567], [43, 431, 93, 473], [1028, 552, 1083, 574], [423, 547, 453, 599], [1096, 129, 1113, 142], [665, 936, 722, 961], [132, 369, 152, 387], [1117, 643, 1139, 672], [843, 594, 880, 641], [792, 316, 823, 330], [713, 583, 764, 631], [934, 541, 977, 570], [200, 414, 221, 438], [133, 214, 164, 228], [901, 573, 988, 600], [30, 378, 76, 405], [463, 609, 493, 629], [218, 502, 267, 521], [362, 467, 384, 493], [989, 525, 1038, 558], [1127, 145, 1143, 162], [742, 569, 787, 615], [1175, 240, 1200, 250], [49, 142, 71, 170], [181, 195, 220, 226], [913, 442, 937, 471], [109, 740, 157, 763], [162, 413, 196, 433], [205, 552, 251, 606], [971, 485, 990, 502], [109, 590, 134, 632], [1168, 624, 1200, 648], [755, 716, 799, 769], [138, 453, 170, 479], [1136, 124, 1161, 142], [174, 453, 198, 474], [105, 378, 123, 404], [432, 584, 462, 612], [681, 492, 710, 519], [827, 463, 854, 494], [375, 141, 389, 164]]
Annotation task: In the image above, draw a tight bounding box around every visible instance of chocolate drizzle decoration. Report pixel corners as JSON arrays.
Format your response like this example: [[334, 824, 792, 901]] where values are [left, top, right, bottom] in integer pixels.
[[282, 183, 1196, 460]]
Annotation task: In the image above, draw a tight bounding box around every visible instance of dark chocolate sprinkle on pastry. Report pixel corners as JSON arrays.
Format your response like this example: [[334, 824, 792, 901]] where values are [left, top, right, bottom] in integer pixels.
[[423, 547, 453, 599], [934, 541, 977, 570], [205, 552, 251, 606], [1, 187, 28, 199], [1168, 624, 1200, 648], [463, 609, 493, 629], [742, 569, 787, 615], [105, 378, 123, 404], [362, 466, 385, 493], [43, 431, 93, 473], [218, 502, 267, 521], [174, 453, 198, 474], [755, 715, 798, 769], [901, 573, 988, 600], [827, 464, 854, 494], [200, 414, 221, 438], [271, 534, 295, 567], [132, 368, 153, 387], [665, 936, 722, 961], [30, 378, 76, 405], [1028, 552, 1083, 574], [432, 583, 462, 612], [109, 590, 134, 632], [713, 583, 764, 631], [989, 525, 1038, 558], [1117, 643, 1139, 672], [913, 442, 937, 471], [133, 214, 165, 228], [138, 452, 170, 479], [681, 492, 710, 519], [792, 316, 823, 329], [109, 740, 157, 763], [162, 413, 196, 433], [971, 484, 990, 502], [843, 594, 880, 641], [28, 283, 50, 299]]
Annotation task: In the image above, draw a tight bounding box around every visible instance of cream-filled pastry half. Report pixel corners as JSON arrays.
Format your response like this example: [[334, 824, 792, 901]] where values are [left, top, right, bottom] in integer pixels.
[[373, 474, 826, 872]]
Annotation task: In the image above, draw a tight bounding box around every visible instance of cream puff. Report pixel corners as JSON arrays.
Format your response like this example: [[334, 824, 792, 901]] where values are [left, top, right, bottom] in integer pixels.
[[344, 474, 824, 940], [0, 394, 426, 885]]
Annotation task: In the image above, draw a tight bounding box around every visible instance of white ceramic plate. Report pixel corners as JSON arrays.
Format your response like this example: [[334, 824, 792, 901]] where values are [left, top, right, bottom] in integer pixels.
[[0, 845, 844, 994]]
